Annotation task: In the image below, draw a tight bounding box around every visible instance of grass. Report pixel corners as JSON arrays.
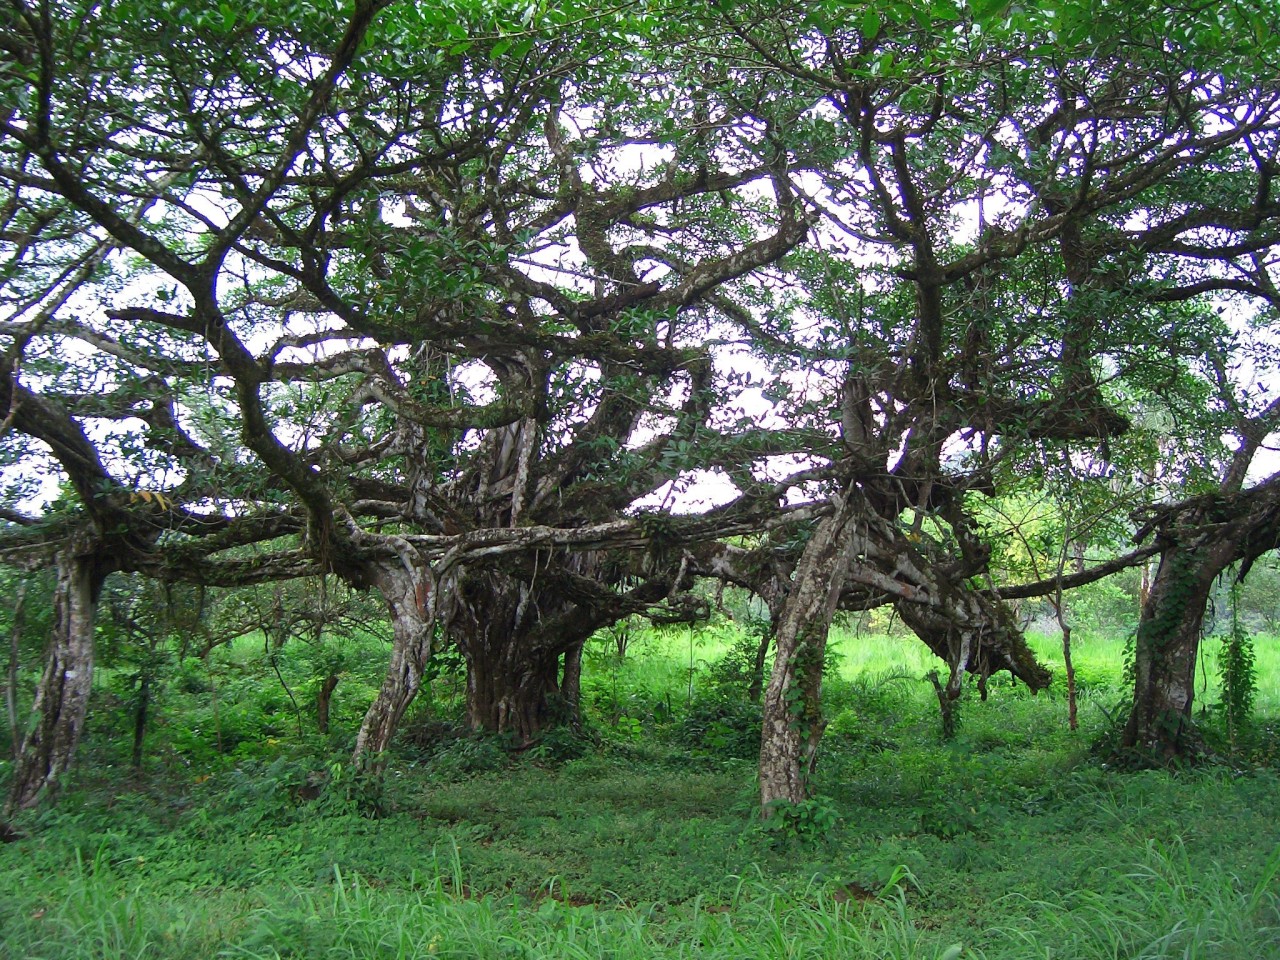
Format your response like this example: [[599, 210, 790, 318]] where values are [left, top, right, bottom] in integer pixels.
[[3, 619, 1280, 958]]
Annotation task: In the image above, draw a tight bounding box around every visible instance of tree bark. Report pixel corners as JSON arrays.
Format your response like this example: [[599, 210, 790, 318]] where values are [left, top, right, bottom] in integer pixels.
[[1120, 545, 1220, 760], [316, 673, 340, 735], [465, 635, 562, 739], [5, 581, 25, 762], [1122, 477, 1280, 762], [131, 672, 150, 770], [444, 557, 670, 742], [353, 560, 434, 766], [748, 622, 772, 705], [759, 488, 861, 814], [560, 642, 583, 730], [7, 548, 108, 812]]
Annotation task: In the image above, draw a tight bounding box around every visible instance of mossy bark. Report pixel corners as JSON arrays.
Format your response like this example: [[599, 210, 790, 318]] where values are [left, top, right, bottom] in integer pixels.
[[1120, 547, 1218, 761]]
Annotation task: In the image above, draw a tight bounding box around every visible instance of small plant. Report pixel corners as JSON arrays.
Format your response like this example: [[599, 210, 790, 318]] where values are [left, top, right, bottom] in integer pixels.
[[425, 735, 511, 779], [315, 759, 387, 817], [676, 696, 761, 759], [1217, 583, 1258, 746], [527, 725, 591, 764], [760, 794, 840, 844]]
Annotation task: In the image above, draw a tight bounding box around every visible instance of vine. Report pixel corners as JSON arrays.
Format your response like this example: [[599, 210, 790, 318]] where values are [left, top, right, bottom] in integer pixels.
[[1217, 581, 1257, 747]]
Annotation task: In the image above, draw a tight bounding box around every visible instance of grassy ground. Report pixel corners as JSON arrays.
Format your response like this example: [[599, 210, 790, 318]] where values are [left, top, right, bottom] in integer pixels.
[[2, 622, 1279, 958]]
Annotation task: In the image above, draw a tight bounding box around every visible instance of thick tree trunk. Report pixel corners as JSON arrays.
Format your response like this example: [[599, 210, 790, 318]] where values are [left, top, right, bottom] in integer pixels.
[[446, 564, 625, 742], [1121, 476, 1280, 762], [353, 561, 434, 766], [759, 489, 861, 814], [1120, 546, 1218, 760], [465, 636, 561, 739], [8, 549, 106, 812]]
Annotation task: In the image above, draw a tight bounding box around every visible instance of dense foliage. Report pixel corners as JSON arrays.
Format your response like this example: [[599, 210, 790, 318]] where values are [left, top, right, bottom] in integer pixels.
[[3, 0, 1280, 882]]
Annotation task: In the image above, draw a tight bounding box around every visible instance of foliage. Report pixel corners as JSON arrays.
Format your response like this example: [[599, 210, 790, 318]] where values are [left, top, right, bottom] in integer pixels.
[[760, 794, 841, 845], [1217, 585, 1259, 745], [5, 620, 1280, 958]]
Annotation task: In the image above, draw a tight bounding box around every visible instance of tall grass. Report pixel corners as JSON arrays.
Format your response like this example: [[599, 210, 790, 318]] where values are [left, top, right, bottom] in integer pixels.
[[997, 840, 1280, 959], [3, 851, 967, 960], [6, 838, 1276, 959]]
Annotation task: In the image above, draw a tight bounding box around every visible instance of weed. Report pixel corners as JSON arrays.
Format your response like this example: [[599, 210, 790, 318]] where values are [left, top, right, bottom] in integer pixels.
[[760, 795, 841, 845]]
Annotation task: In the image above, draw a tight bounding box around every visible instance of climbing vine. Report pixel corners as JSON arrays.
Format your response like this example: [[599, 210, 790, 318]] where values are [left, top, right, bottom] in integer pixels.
[[1217, 581, 1257, 746]]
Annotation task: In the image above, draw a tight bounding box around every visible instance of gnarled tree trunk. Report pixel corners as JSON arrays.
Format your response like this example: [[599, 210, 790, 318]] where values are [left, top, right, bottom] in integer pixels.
[[445, 553, 683, 742], [353, 559, 435, 766], [450, 570, 584, 741], [1120, 545, 1217, 760], [1122, 476, 1280, 762], [759, 488, 861, 814], [8, 547, 109, 811]]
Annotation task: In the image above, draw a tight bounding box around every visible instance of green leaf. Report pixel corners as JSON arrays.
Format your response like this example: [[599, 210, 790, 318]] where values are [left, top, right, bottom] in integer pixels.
[[968, 0, 1006, 24]]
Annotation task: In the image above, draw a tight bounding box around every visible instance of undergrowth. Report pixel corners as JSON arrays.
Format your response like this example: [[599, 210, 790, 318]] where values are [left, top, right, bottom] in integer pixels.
[[2, 621, 1280, 958]]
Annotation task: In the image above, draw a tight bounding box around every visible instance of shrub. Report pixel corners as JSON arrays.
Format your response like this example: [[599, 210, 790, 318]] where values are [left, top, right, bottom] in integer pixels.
[[675, 696, 761, 760]]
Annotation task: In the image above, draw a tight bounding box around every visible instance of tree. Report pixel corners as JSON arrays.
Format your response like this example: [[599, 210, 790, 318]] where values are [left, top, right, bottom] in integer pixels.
[[0, 0, 832, 793], [1121, 404, 1280, 761], [3, 0, 1278, 814], [672, 0, 1280, 808]]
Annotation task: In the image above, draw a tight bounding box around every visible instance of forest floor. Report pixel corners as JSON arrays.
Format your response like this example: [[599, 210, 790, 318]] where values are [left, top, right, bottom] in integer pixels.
[[3, 626, 1280, 958]]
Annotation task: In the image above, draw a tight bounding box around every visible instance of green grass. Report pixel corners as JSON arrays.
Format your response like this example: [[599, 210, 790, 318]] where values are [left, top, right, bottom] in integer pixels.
[[4, 620, 1280, 958]]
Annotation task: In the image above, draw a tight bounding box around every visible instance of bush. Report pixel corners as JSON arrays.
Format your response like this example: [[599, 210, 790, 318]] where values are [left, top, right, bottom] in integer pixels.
[[675, 695, 761, 760], [424, 735, 512, 780]]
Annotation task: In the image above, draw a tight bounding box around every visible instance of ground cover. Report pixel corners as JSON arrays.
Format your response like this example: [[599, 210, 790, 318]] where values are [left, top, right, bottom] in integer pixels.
[[2, 623, 1279, 958]]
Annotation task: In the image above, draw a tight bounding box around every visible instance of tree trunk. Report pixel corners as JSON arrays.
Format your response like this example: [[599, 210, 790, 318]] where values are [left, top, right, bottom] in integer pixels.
[[7, 549, 107, 812], [446, 566, 618, 742], [5, 581, 25, 762], [1120, 545, 1219, 761], [1121, 476, 1280, 762], [748, 622, 772, 705], [759, 488, 861, 814], [353, 561, 434, 766], [131, 672, 150, 770], [316, 673, 340, 735], [465, 633, 561, 740], [560, 642, 583, 731]]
